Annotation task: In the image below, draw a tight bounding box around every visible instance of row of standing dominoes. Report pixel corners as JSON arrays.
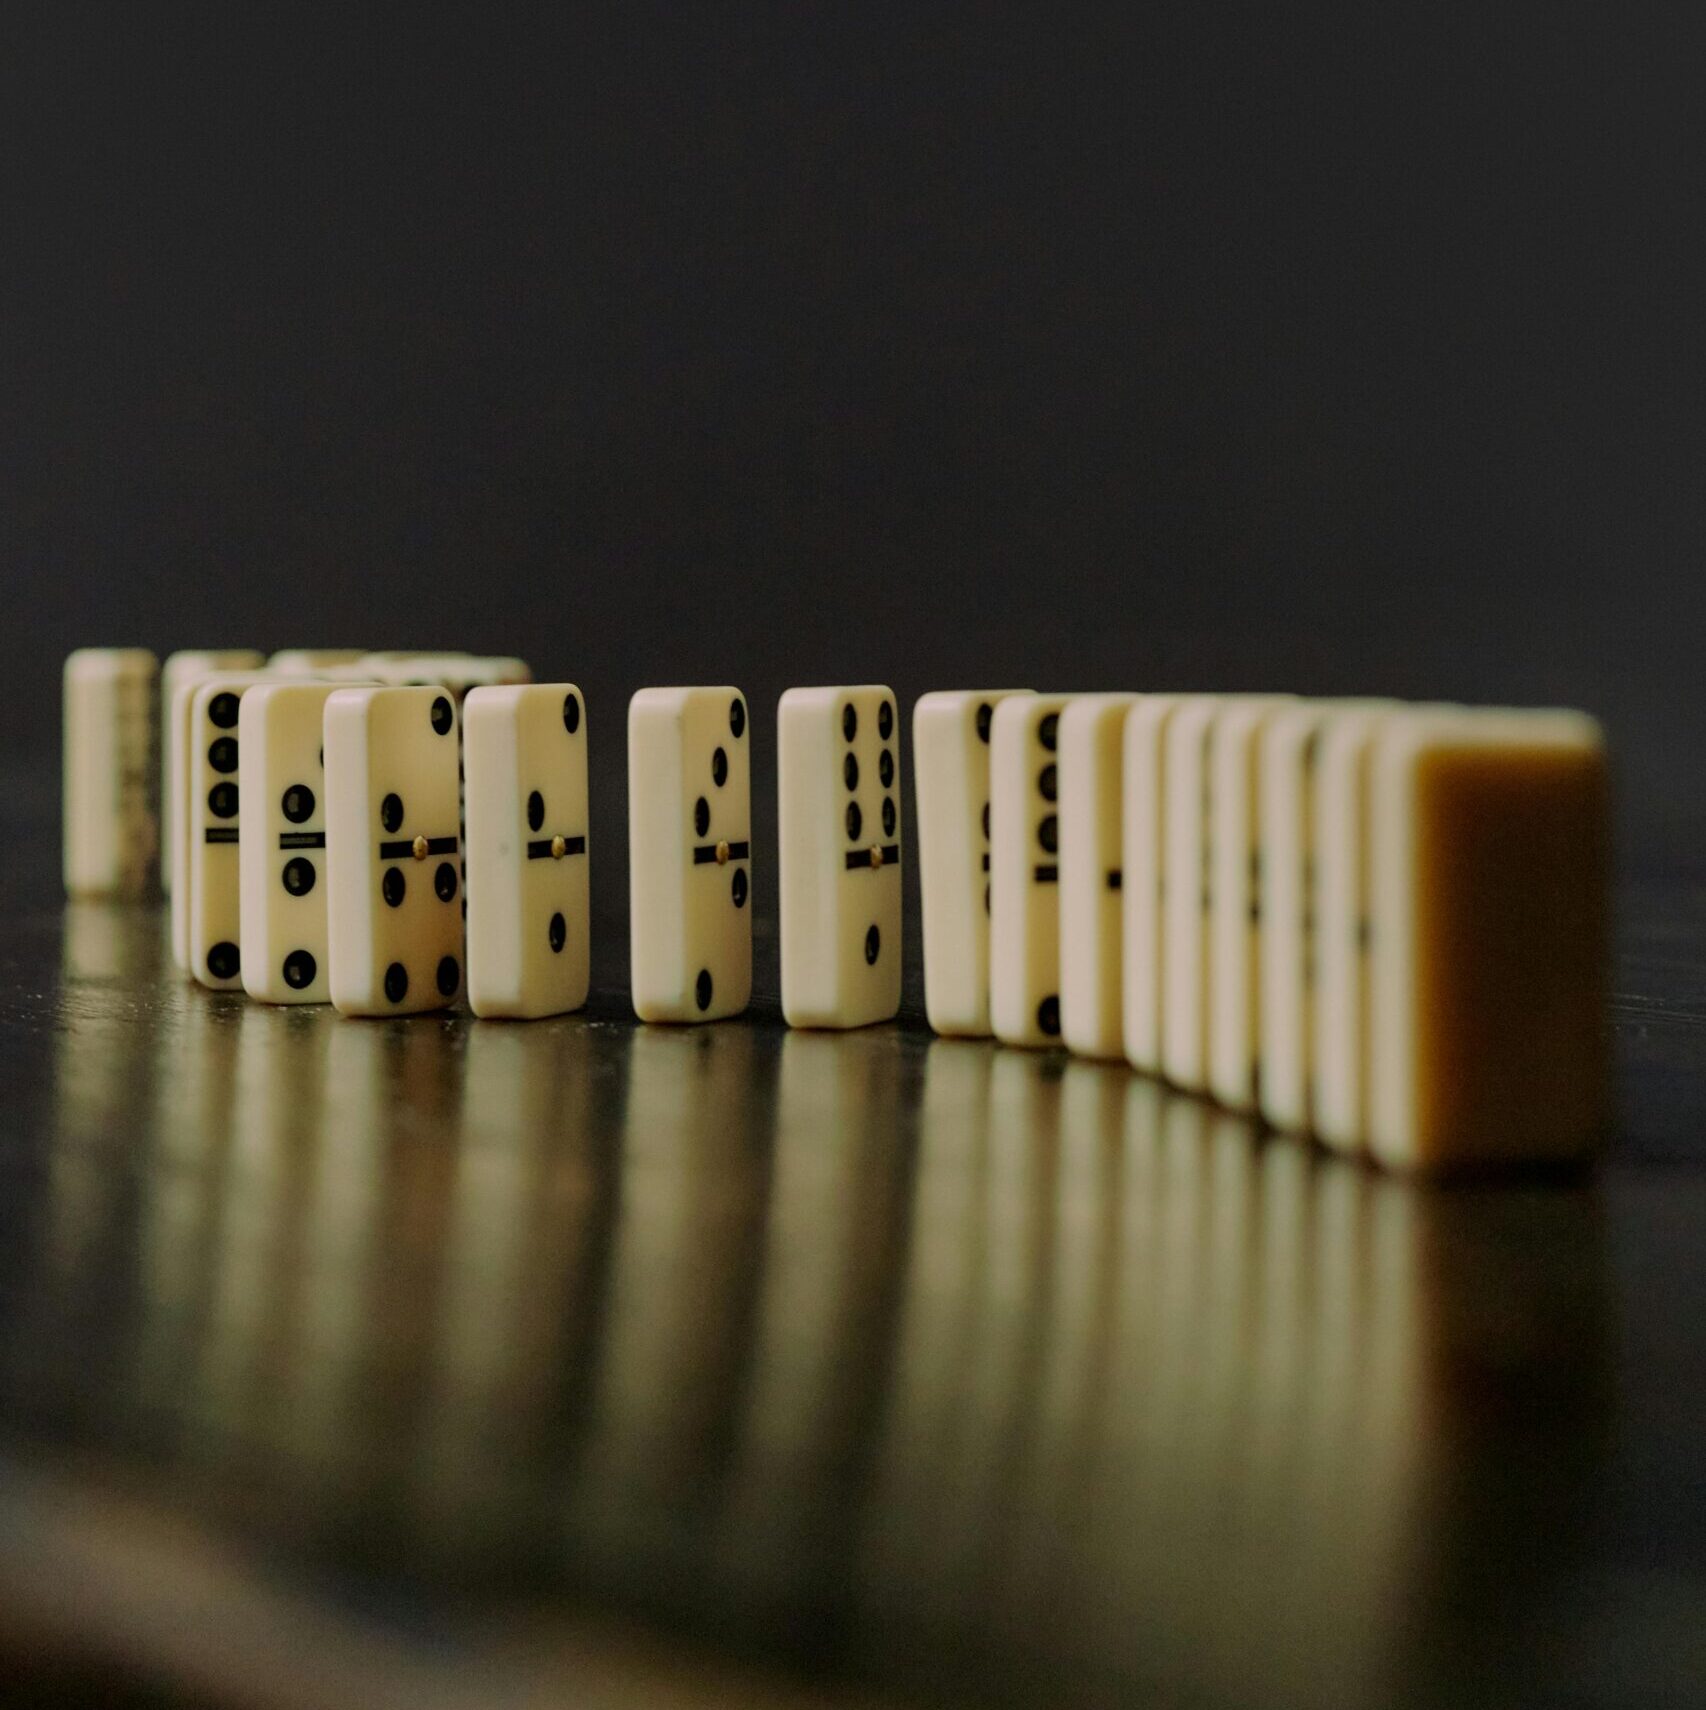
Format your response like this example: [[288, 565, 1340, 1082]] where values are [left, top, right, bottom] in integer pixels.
[[64, 654, 903, 1029], [915, 690, 1609, 1171], [64, 655, 1608, 1169]]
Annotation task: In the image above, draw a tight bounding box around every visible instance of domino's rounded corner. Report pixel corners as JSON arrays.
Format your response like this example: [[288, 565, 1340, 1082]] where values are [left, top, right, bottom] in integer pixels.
[[777, 685, 828, 718], [460, 682, 511, 716], [628, 685, 687, 722], [910, 689, 964, 729], [987, 694, 1036, 742], [1059, 690, 1137, 738]]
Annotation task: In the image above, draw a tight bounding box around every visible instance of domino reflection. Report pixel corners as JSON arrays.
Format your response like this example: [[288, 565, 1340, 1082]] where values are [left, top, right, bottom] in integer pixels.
[[709, 1029, 917, 1618], [426, 1018, 624, 1522], [565, 1024, 775, 1573], [3, 907, 167, 1429], [17, 978, 1612, 1708]]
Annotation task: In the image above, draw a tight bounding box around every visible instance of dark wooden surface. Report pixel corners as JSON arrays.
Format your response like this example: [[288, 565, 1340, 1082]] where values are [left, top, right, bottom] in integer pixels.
[[1, 762, 1702, 1708]]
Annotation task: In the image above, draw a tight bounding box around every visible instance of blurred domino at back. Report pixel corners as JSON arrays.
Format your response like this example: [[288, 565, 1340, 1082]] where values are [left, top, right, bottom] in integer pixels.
[[778, 686, 902, 1029], [239, 679, 369, 1004], [628, 687, 753, 1022], [63, 648, 159, 899], [912, 689, 1031, 1036], [324, 685, 466, 1016], [358, 653, 533, 695], [1058, 693, 1139, 1058], [266, 649, 367, 676], [989, 693, 1075, 1047], [464, 684, 591, 1019]]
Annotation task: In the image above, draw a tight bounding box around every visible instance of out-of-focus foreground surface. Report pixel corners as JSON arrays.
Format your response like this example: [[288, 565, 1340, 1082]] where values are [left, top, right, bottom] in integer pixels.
[[0, 765, 1702, 1708]]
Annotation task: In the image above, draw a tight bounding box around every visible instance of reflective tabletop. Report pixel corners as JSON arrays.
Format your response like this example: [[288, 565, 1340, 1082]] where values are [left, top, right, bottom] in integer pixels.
[[1, 771, 1703, 1708]]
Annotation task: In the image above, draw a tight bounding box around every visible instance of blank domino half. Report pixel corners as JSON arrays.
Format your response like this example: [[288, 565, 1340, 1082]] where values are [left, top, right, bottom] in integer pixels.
[[187, 677, 274, 988], [912, 688, 1031, 1037], [778, 686, 903, 1029], [1120, 694, 1185, 1073], [1312, 705, 1398, 1152], [628, 687, 753, 1022], [989, 693, 1075, 1047], [1367, 708, 1609, 1170], [1207, 695, 1293, 1111], [324, 685, 465, 1017], [1058, 693, 1139, 1059], [160, 649, 262, 896], [63, 648, 159, 899], [238, 680, 358, 1004], [464, 684, 591, 1019]]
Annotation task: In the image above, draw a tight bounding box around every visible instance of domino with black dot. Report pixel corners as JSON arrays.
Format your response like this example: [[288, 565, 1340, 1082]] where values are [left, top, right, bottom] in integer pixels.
[[628, 687, 753, 1022], [1312, 704, 1400, 1152], [238, 679, 367, 1004], [1159, 695, 1226, 1090], [464, 684, 591, 1019], [989, 693, 1076, 1047], [778, 686, 902, 1029], [1058, 692, 1139, 1059], [324, 685, 465, 1017], [170, 669, 271, 971], [1118, 693, 1188, 1073], [912, 689, 1032, 1036], [187, 676, 273, 989], [1207, 695, 1294, 1112], [160, 649, 262, 896]]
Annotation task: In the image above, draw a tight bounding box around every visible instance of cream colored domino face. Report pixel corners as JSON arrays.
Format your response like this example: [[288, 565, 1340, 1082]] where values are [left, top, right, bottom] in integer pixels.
[[989, 693, 1075, 1047], [1368, 709, 1609, 1171], [778, 686, 903, 1029], [1159, 695, 1224, 1090], [912, 689, 1032, 1037], [628, 687, 753, 1022], [1312, 707, 1397, 1153], [266, 649, 367, 675], [1257, 701, 1394, 1135], [238, 681, 359, 1004], [63, 649, 159, 899], [1120, 694, 1185, 1072], [187, 678, 272, 989], [1207, 696, 1293, 1111], [324, 686, 466, 1016], [464, 684, 591, 1019], [170, 670, 273, 969], [160, 650, 262, 896], [1255, 702, 1332, 1134], [1059, 693, 1139, 1059]]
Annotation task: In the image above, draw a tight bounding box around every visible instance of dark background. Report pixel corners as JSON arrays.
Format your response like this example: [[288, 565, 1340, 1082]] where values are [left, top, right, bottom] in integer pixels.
[[8, 6, 1703, 880]]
